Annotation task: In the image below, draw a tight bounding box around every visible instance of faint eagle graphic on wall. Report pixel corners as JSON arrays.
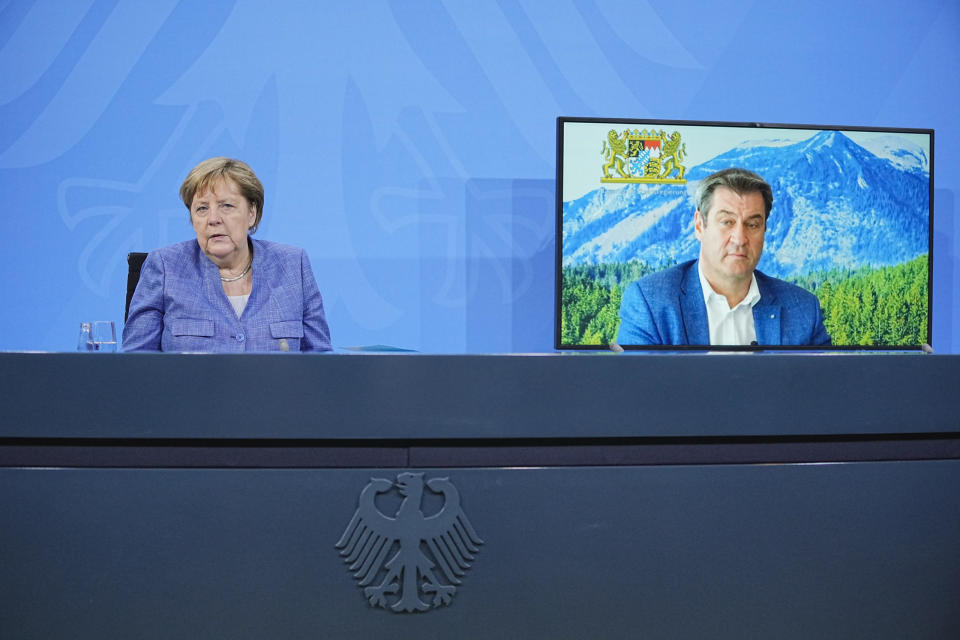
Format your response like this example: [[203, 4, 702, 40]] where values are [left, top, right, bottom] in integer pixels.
[[336, 472, 483, 612]]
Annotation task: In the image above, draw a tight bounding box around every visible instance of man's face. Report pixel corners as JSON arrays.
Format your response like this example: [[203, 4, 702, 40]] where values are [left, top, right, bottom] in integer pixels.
[[695, 186, 766, 287]]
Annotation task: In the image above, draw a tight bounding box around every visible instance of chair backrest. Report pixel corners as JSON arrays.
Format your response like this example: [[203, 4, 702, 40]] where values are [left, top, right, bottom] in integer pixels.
[[125, 252, 148, 322]]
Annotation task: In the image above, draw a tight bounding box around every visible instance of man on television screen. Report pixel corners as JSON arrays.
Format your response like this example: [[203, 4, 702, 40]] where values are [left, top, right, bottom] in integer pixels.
[[616, 167, 831, 347]]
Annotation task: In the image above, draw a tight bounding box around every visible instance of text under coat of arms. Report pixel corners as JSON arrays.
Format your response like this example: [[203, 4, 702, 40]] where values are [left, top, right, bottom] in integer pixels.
[[601, 128, 687, 184], [336, 472, 483, 613]]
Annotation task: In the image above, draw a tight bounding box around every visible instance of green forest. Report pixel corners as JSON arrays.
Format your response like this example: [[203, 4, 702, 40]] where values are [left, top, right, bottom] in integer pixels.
[[560, 255, 929, 347]]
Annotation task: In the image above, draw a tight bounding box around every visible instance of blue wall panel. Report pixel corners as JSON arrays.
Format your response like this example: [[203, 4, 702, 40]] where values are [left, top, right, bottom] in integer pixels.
[[1, 0, 957, 352]]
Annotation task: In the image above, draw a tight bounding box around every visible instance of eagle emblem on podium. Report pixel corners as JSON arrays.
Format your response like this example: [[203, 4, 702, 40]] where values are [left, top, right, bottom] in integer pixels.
[[336, 472, 483, 612]]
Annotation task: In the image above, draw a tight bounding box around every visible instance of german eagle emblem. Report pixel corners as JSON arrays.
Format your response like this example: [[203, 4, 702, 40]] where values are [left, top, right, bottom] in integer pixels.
[[336, 472, 483, 612]]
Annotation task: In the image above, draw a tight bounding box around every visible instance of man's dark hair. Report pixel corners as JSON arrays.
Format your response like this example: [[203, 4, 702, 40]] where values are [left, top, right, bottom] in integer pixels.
[[694, 168, 773, 221]]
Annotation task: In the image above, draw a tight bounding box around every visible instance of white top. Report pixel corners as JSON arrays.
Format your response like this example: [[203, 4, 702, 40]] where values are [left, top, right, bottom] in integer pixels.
[[227, 294, 250, 319], [697, 261, 761, 345]]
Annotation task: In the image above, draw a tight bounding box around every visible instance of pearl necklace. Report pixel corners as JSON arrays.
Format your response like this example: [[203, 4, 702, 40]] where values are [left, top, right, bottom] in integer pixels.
[[220, 261, 252, 282]]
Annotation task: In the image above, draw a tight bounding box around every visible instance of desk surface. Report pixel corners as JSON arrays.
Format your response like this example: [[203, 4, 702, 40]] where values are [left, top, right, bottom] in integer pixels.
[[1, 352, 957, 440], [2, 352, 958, 639]]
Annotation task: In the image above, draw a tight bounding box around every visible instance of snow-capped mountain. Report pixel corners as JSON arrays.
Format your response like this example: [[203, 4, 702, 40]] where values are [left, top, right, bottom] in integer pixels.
[[562, 130, 930, 279], [853, 133, 929, 174]]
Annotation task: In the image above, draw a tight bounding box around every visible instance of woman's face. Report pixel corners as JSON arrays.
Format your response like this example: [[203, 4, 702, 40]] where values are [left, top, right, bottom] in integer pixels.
[[189, 177, 256, 265]]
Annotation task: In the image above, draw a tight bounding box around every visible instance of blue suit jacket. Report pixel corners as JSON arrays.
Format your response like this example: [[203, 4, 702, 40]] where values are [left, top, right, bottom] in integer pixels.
[[616, 259, 831, 347], [122, 238, 332, 352]]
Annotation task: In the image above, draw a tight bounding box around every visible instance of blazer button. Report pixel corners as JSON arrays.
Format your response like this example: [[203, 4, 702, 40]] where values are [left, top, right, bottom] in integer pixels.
[[236, 333, 245, 343]]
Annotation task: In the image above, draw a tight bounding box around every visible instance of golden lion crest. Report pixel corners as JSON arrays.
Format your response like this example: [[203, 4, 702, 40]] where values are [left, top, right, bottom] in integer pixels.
[[601, 128, 687, 184]]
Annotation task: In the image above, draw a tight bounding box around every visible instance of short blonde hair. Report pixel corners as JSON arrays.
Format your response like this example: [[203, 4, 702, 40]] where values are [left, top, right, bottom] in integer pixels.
[[179, 157, 264, 233]]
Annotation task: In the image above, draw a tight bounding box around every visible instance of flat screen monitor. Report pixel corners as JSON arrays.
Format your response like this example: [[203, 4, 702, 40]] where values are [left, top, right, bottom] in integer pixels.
[[556, 117, 933, 351]]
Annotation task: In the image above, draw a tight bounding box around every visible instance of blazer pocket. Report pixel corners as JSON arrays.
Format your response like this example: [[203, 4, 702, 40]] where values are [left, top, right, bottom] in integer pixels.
[[170, 318, 215, 337], [270, 320, 304, 338]]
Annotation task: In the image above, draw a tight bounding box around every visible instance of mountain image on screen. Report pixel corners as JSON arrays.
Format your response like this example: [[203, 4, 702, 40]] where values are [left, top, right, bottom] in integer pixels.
[[558, 126, 931, 348], [562, 130, 929, 280]]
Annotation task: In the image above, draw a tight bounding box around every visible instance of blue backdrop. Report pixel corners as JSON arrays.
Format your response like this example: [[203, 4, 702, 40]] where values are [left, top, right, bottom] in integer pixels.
[[1, 0, 957, 353]]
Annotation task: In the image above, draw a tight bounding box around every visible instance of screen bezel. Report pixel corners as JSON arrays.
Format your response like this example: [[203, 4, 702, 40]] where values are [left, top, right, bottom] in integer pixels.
[[554, 116, 935, 352]]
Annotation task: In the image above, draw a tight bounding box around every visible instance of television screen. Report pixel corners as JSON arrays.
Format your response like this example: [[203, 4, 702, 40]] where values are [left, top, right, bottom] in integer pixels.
[[556, 117, 933, 351]]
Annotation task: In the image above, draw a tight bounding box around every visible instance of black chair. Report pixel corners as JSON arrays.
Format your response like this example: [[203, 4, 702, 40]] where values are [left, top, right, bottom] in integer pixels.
[[125, 252, 148, 322]]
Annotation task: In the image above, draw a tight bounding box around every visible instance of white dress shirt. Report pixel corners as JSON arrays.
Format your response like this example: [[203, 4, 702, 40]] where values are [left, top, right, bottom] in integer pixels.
[[697, 261, 761, 345]]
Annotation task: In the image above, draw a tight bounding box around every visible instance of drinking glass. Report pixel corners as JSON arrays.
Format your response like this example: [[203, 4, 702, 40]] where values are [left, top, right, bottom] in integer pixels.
[[78, 321, 117, 352]]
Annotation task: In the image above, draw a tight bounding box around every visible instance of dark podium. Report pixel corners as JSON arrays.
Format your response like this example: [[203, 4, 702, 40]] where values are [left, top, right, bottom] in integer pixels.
[[1, 352, 959, 639]]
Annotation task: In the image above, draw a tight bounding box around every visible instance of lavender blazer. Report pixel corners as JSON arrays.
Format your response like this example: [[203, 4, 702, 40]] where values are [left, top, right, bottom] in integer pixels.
[[122, 238, 332, 352]]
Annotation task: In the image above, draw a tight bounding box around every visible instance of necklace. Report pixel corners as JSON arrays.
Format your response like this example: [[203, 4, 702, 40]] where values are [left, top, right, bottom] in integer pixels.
[[220, 261, 252, 282]]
